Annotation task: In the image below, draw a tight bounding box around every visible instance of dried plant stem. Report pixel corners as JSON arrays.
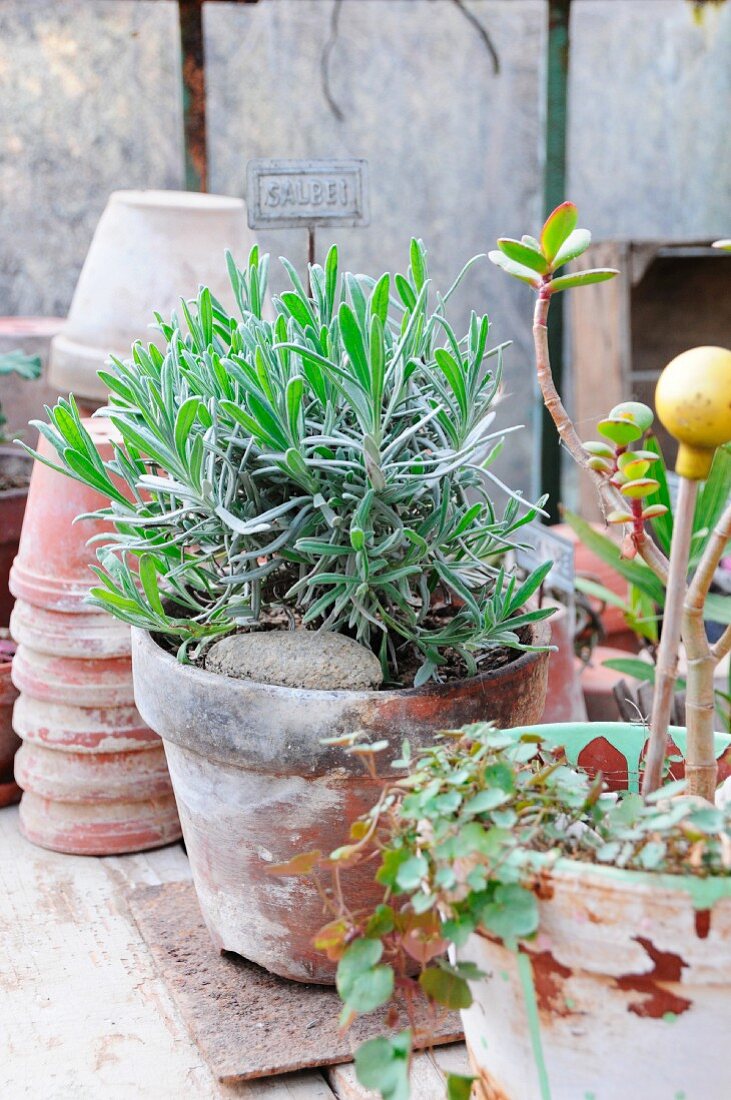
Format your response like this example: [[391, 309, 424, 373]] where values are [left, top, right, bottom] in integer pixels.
[[682, 500, 731, 800], [533, 291, 669, 586], [642, 478, 698, 796]]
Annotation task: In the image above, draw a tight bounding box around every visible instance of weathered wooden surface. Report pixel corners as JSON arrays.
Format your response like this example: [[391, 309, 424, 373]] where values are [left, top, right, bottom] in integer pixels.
[[0, 805, 469, 1097], [128, 880, 462, 1083], [0, 807, 335, 1098]]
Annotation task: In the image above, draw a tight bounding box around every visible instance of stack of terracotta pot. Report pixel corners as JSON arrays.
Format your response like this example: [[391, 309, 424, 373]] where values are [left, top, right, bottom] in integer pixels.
[[9, 420, 181, 855]]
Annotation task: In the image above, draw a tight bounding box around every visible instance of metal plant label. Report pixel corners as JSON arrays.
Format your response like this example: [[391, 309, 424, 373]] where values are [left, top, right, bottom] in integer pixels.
[[246, 159, 370, 230]]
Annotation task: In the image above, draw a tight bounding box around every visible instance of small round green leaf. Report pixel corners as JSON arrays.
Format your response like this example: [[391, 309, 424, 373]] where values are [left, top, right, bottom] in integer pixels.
[[620, 478, 659, 499], [584, 440, 615, 459], [597, 418, 643, 445], [609, 401, 654, 431]]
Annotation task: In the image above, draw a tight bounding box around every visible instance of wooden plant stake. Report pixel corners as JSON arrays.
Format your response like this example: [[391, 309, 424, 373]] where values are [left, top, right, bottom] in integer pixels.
[[642, 346, 731, 798]]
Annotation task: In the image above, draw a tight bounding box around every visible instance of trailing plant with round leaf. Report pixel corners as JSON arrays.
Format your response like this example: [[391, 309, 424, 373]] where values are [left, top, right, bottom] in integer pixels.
[[29, 241, 551, 684], [275, 723, 731, 1099]]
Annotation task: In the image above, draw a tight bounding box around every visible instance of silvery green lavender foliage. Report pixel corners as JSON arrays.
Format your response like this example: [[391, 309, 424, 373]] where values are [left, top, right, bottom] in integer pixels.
[[32, 241, 552, 684]]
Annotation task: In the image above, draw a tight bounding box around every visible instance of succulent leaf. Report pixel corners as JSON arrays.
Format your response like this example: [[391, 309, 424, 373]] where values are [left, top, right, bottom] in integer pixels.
[[607, 510, 633, 524], [587, 456, 613, 474], [540, 201, 578, 263], [642, 504, 669, 519], [597, 418, 643, 445], [496, 239, 548, 275], [620, 478, 659, 499], [552, 228, 592, 268], [609, 401, 654, 432], [548, 269, 619, 292], [488, 250, 542, 287], [584, 440, 615, 459]]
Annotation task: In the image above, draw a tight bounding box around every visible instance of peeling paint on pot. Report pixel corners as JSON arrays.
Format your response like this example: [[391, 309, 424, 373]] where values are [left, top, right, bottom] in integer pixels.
[[459, 858, 731, 1100], [131, 622, 550, 983]]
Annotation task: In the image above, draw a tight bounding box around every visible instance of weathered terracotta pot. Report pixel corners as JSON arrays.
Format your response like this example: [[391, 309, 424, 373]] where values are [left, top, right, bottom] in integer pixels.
[[461, 857, 731, 1099], [0, 446, 32, 628], [8, 422, 181, 854], [11, 637, 180, 855], [9, 421, 119, 612], [0, 633, 20, 807], [458, 721, 731, 1099], [131, 621, 550, 983], [48, 190, 254, 402]]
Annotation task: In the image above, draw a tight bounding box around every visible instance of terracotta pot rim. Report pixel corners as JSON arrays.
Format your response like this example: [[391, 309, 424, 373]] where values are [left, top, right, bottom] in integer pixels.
[[135, 618, 551, 704], [132, 622, 550, 775]]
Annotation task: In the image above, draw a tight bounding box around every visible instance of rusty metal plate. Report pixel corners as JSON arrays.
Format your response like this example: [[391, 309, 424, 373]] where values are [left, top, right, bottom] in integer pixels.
[[246, 159, 369, 229], [128, 881, 462, 1084]]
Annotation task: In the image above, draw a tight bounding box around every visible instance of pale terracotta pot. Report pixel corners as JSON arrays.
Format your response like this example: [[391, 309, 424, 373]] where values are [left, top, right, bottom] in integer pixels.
[[48, 190, 255, 402], [131, 622, 551, 984], [8, 421, 181, 854], [0, 446, 32, 628]]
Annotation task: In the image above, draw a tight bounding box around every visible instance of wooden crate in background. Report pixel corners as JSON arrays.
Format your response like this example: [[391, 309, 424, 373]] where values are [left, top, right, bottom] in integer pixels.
[[569, 242, 731, 520]]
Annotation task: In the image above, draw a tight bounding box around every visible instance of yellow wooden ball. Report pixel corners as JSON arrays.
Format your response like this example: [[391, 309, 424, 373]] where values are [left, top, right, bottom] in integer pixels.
[[655, 345, 731, 479]]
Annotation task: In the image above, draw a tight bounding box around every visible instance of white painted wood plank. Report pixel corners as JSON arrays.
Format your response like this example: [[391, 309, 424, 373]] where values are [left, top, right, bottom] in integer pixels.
[[0, 806, 335, 1099], [328, 1044, 470, 1099]]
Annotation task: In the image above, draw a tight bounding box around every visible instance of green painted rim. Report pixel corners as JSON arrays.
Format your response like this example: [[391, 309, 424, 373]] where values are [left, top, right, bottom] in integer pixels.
[[507, 721, 731, 908]]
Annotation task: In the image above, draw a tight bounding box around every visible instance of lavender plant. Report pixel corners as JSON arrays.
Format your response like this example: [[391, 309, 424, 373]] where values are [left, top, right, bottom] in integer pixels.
[[30, 242, 551, 684]]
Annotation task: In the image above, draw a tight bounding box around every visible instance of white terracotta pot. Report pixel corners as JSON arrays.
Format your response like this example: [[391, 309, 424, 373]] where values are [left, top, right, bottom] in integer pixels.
[[458, 855, 731, 1100], [49, 190, 255, 401]]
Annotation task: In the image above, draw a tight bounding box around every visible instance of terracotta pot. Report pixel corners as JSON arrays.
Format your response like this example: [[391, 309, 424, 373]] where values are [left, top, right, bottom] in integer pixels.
[[131, 621, 551, 983], [553, 522, 639, 652], [0, 633, 20, 807], [0, 445, 32, 628], [10, 637, 180, 856], [540, 602, 587, 723], [48, 190, 254, 402], [9, 420, 120, 612], [8, 422, 181, 854]]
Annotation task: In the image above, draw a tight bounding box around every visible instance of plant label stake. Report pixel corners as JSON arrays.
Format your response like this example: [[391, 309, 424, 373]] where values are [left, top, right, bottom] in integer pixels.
[[643, 346, 731, 796], [246, 159, 369, 292]]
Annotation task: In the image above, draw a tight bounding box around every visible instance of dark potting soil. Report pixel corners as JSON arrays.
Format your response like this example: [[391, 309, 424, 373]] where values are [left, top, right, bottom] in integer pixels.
[[0, 471, 30, 493]]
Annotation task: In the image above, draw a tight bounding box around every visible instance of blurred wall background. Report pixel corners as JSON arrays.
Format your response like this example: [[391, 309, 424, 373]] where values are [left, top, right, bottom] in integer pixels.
[[1, 0, 729, 496]]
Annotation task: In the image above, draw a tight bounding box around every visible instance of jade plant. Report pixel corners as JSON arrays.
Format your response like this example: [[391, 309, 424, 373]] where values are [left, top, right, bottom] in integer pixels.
[[282, 204, 731, 1099], [490, 203, 731, 800], [29, 242, 552, 685]]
